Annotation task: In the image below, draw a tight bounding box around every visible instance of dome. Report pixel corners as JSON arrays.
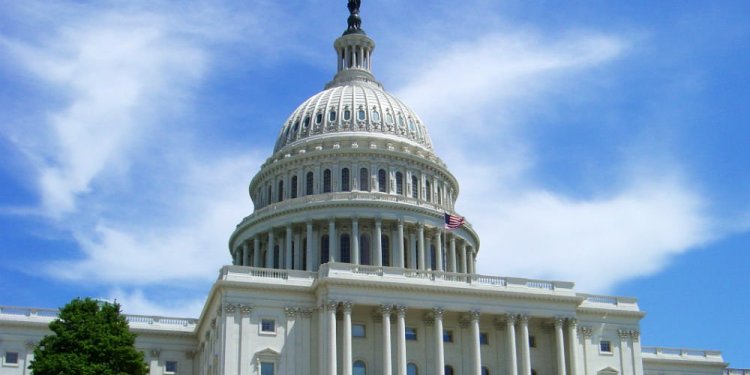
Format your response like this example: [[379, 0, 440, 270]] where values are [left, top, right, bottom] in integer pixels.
[[273, 84, 434, 153]]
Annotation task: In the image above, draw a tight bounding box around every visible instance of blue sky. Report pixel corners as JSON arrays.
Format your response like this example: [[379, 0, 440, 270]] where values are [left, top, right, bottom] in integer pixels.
[[1, 0, 748, 367]]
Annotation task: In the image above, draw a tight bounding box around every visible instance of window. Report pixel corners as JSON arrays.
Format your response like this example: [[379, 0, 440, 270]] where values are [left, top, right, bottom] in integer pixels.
[[353, 361, 366, 375], [378, 169, 387, 192], [430, 245, 436, 270], [411, 176, 418, 198], [329, 110, 337, 122], [323, 169, 332, 193], [352, 324, 366, 338], [316, 113, 323, 124], [482, 367, 491, 375], [165, 361, 178, 373], [381, 235, 390, 266], [273, 245, 280, 269], [261, 319, 276, 333], [600, 340, 612, 353], [303, 116, 310, 128], [341, 234, 351, 263], [306, 172, 314, 195], [396, 172, 403, 195], [358, 109, 366, 121], [267, 185, 272, 203], [342, 168, 350, 191], [4, 352, 18, 365], [344, 108, 352, 121], [360, 234, 371, 265], [371, 110, 381, 122], [443, 330, 454, 343], [425, 180, 431, 202], [529, 335, 536, 348], [277, 180, 284, 202], [386, 113, 394, 125], [445, 365, 455, 375], [407, 363, 418, 375], [321, 235, 330, 263], [405, 327, 418, 341], [291, 176, 298, 199], [359, 168, 369, 191], [480, 332, 489, 345], [261, 362, 275, 375]]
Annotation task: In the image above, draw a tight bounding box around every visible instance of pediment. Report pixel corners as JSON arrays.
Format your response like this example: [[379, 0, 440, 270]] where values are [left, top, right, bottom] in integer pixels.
[[598, 366, 619, 375]]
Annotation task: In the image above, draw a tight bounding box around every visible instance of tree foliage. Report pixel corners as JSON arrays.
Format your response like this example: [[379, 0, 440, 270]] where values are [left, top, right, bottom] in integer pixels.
[[30, 298, 148, 375]]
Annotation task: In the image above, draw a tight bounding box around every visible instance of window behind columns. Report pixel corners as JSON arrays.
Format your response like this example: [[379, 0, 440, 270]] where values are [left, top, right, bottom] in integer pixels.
[[445, 366, 455, 375], [291, 176, 298, 199], [425, 180, 432, 202], [306, 172, 314, 195], [382, 235, 390, 266], [342, 168, 350, 191], [378, 169, 387, 192], [482, 367, 490, 375], [273, 245, 280, 269], [430, 245, 436, 270], [302, 238, 307, 270], [407, 363, 418, 375], [323, 169, 332, 193], [396, 171, 403, 195], [360, 234, 371, 265], [359, 168, 369, 191], [353, 361, 366, 375], [321, 235, 330, 263], [411, 175, 418, 199], [277, 180, 284, 202], [267, 185, 272, 203], [340, 234, 351, 263]]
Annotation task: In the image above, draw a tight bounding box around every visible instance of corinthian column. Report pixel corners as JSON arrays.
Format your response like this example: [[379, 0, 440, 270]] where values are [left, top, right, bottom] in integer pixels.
[[327, 301, 338, 375], [375, 220, 383, 267], [267, 231, 275, 268], [306, 221, 314, 271], [329, 219, 337, 263], [285, 225, 293, 269], [352, 219, 360, 265], [434, 231, 443, 271], [506, 314, 518, 375], [470, 311, 482, 375], [342, 302, 353, 375], [434, 308, 446, 375], [417, 224, 425, 270], [568, 318, 580, 375], [397, 220, 405, 268], [519, 315, 532, 375], [396, 306, 407, 375], [381, 305, 393, 375], [554, 317, 567, 375]]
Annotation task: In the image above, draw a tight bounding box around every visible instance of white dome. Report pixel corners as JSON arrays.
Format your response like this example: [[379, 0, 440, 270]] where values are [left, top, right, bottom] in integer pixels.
[[273, 83, 434, 153]]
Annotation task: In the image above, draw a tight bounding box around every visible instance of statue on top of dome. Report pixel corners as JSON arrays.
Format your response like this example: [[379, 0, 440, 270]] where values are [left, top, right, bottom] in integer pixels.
[[345, 0, 364, 34]]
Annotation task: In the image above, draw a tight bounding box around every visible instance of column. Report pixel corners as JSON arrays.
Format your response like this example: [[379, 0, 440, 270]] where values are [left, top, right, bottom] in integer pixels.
[[352, 219, 360, 265], [630, 330, 643, 375], [471, 248, 477, 273], [242, 242, 250, 266], [397, 221, 405, 268], [286, 225, 293, 270], [555, 317, 567, 375], [375, 220, 383, 267], [470, 311, 482, 375], [327, 301, 338, 375], [460, 243, 468, 273], [618, 330, 632, 375], [581, 327, 592, 375], [418, 224, 425, 270], [449, 235, 457, 272], [409, 231, 417, 269], [434, 232, 443, 271], [568, 319, 580, 375], [381, 305, 393, 375], [329, 219, 337, 262], [519, 315, 532, 375], [266, 231, 275, 268], [253, 236, 261, 267], [306, 222, 314, 271], [506, 315, 518, 375], [396, 306, 407, 375], [342, 302, 353, 375], [434, 308, 446, 375], [294, 232, 302, 270], [285, 307, 298, 374]]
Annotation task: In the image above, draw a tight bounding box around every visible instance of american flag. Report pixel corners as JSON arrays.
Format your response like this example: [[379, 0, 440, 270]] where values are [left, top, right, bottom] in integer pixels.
[[444, 213, 465, 230]]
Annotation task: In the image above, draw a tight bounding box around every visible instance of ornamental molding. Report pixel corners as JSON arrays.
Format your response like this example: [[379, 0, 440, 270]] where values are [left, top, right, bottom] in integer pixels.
[[298, 308, 314, 318], [341, 301, 354, 313], [151, 348, 161, 358], [326, 301, 339, 312], [469, 310, 480, 321], [223, 303, 237, 314], [580, 326, 593, 338], [554, 316, 566, 327], [395, 305, 407, 316], [618, 329, 631, 339], [630, 330, 640, 341], [284, 306, 298, 318]]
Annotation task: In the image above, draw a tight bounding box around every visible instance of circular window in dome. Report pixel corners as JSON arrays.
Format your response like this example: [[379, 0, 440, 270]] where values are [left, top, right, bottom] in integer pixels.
[[358, 108, 366, 121], [329, 109, 337, 122], [408, 118, 416, 132], [386, 112, 394, 125], [371, 110, 381, 123], [344, 108, 352, 121]]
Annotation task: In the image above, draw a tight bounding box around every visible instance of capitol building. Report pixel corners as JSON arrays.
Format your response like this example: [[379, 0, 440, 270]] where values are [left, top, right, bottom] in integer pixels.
[[0, 3, 741, 375]]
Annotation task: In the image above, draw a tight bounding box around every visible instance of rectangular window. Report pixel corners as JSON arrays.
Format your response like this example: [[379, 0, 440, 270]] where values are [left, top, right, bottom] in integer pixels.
[[443, 330, 453, 343], [600, 340, 612, 353], [4, 352, 19, 365], [352, 324, 366, 338], [165, 360, 178, 373], [480, 332, 489, 345], [529, 335, 536, 348], [261, 362, 275, 375], [261, 319, 276, 333], [405, 327, 418, 341]]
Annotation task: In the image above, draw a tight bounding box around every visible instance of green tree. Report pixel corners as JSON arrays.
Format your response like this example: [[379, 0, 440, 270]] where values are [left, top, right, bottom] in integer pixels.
[[30, 298, 148, 375]]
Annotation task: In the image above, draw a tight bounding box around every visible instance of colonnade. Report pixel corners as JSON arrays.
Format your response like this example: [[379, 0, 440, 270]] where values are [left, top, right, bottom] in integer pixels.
[[320, 301, 581, 375], [233, 217, 478, 274]]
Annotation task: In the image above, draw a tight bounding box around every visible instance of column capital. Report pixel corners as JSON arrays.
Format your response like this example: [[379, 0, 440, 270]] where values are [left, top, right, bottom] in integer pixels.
[[298, 308, 314, 318], [433, 307, 445, 320], [505, 313, 517, 324], [342, 301, 354, 313], [518, 314, 530, 324], [395, 305, 407, 317], [554, 316, 566, 327], [567, 317, 578, 328], [223, 303, 237, 314], [379, 304, 393, 315], [617, 329, 630, 339], [580, 326, 593, 338], [326, 300, 339, 311], [284, 306, 298, 318], [469, 310, 481, 321], [630, 329, 640, 341]]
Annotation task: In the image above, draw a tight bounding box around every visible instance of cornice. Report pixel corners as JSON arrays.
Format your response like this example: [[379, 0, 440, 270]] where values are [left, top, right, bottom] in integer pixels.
[[576, 307, 646, 319]]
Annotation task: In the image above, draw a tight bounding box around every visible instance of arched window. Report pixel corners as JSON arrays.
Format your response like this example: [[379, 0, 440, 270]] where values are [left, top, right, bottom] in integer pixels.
[[321, 235, 330, 264], [430, 245, 437, 270], [445, 366, 455, 375], [531, 370, 537, 375], [425, 180, 432, 202], [291, 176, 298, 199], [378, 169, 387, 193], [358, 108, 366, 121], [302, 238, 307, 270], [407, 363, 418, 375], [382, 235, 390, 267], [359, 168, 369, 191], [482, 367, 491, 375], [360, 234, 371, 265], [323, 169, 332, 193], [353, 360, 366, 375], [396, 172, 403, 195], [340, 234, 351, 263], [278, 180, 284, 202], [344, 108, 352, 121], [329, 110, 337, 122], [341, 168, 350, 192], [306, 172, 314, 195], [267, 185, 272, 203], [411, 175, 418, 199], [273, 245, 280, 269], [438, 186, 443, 205]]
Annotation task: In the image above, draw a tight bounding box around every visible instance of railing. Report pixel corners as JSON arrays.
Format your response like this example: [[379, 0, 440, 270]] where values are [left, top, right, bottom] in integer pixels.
[[579, 294, 638, 306], [0, 306, 197, 328], [725, 369, 750, 375], [642, 346, 724, 361]]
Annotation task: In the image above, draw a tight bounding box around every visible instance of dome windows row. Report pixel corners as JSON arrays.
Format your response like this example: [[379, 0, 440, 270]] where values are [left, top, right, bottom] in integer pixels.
[[252, 165, 455, 211]]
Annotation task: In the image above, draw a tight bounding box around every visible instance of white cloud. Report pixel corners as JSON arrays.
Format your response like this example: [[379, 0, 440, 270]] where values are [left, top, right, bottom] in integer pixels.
[[109, 288, 206, 318]]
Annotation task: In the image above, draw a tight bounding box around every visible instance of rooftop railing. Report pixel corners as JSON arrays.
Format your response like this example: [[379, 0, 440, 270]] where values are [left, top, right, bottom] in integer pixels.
[[0, 306, 197, 328], [725, 369, 750, 375], [642, 346, 724, 362]]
